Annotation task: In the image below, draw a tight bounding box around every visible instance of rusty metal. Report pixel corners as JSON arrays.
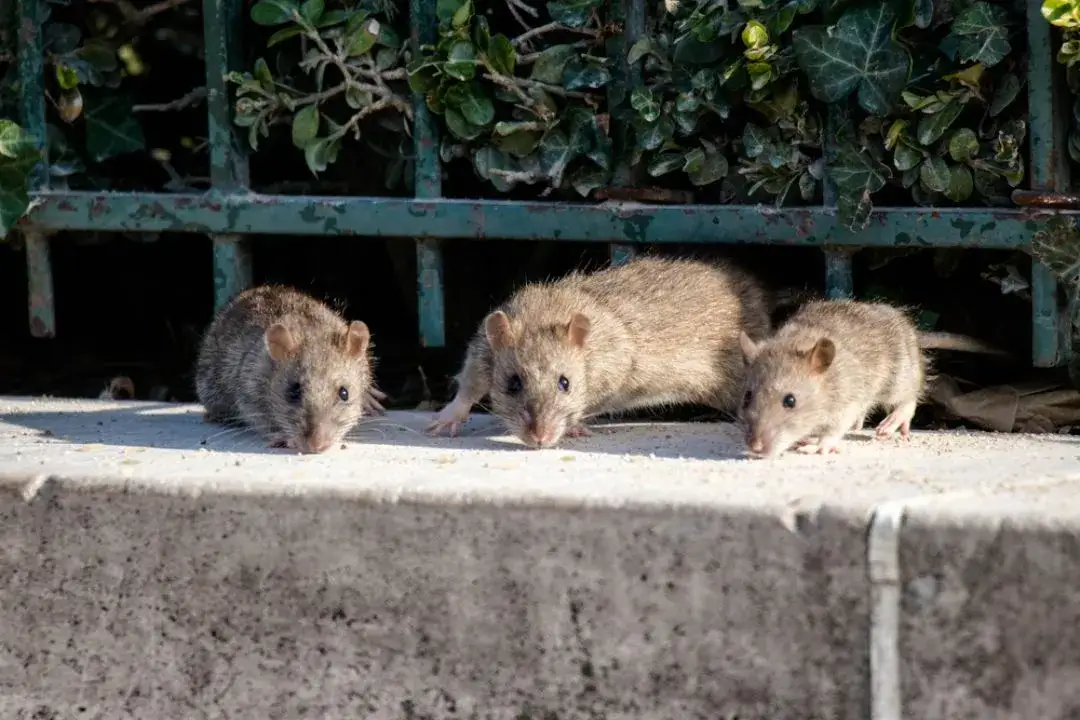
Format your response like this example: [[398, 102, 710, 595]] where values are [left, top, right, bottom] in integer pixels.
[[595, 187, 696, 204], [1012, 190, 1080, 209]]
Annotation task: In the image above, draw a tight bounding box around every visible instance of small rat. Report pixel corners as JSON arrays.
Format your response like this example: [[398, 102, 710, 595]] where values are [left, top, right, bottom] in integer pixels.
[[427, 255, 772, 448], [737, 299, 1007, 458], [195, 284, 382, 453]]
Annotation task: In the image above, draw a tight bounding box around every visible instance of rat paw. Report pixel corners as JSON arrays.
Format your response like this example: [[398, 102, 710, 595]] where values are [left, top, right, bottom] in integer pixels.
[[365, 387, 388, 415], [268, 439, 290, 449], [426, 403, 470, 437], [565, 426, 593, 439]]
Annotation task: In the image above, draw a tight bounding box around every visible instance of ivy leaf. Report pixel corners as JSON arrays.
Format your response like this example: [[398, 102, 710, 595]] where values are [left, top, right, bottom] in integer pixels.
[[546, 0, 602, 29], [634, 116, 675, 150], [0, 153, 38, 238], [793, 4, 911, 115], [445, 41, 477, 81], [291, 104, 320, 149], [916, 99, 964, 145], [630, 88, 661, 122], [950, 2, 1011, 68], [495, 127, 542, 157], [83, 93, 145, 162], [943, 164, 973, 202], [919, 156, 950, 193], [530, 44, 577, 84], [569, 165, 610, 197], [562, 59, 612, 90], [486, 34, 516, 76], [742, 123, 767, 158], [251, 0, 298, 25], [539, 129, 573, 184], [828, 143, 890, 230], [627, 38, 655, 65], [906, 0, 933, 29], [684, 140, 728, 186], [648, 152, 685, 177]]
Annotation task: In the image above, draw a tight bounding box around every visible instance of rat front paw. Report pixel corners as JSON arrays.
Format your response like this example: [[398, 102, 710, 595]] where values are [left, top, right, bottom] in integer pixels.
[[426, 402, 470, 437], [564, 425, 593, 439], [365, 387, 388, 415]]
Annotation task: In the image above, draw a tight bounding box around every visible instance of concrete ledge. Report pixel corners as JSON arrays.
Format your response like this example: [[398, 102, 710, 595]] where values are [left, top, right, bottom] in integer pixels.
[[1, 397, 1079, 719]]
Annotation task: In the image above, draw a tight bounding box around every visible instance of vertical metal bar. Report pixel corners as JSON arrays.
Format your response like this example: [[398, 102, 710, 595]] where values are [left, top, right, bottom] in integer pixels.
[[203, 0, 252, 310], [411, 0, 445, 347], [17, 0, 55, 338], [607, 0, 645, 265], [821, 107, 853, 300], [1027, 3, 1069, 367], [824, 250, 853, 299]]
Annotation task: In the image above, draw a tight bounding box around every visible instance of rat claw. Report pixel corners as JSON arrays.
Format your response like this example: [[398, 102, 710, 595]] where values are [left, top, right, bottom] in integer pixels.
[[268, 439, 289, 449], [427, 401, 471, 437], [565, 425, 592, 439]]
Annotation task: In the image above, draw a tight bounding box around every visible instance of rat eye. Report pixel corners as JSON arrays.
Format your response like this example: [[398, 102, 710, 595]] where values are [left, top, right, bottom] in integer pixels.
[[742, 390, 753, 409], [558, 375, 570, 392], [506, 374, 523, 395], [782, 394, 796, 409], [338, 386, 349, 402], [287, 382, 303, 404]]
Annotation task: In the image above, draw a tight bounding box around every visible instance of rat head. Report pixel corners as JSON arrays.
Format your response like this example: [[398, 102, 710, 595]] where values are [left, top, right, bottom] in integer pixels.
[[483, 309, 590, 448], [738, 330, 835, 459], [264, 320, 371, 454]]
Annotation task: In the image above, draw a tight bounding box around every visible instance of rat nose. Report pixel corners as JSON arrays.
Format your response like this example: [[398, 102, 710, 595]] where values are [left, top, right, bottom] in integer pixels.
[[304, 429, 334, 454], [747, 435, 766, 456], [526, 423, 559, 448]]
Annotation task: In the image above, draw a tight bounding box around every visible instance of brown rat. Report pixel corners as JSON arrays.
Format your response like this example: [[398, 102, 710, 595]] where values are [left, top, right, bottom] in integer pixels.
[[195, 285, 382, 453], [427, 255, 772, 448], [737, 299, 1006, 458]]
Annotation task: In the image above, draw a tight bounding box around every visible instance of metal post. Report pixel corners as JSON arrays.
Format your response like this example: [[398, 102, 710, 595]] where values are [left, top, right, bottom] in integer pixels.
[[203, 0, 252, 310], [607, 0, 646, 266], [821, 107, 854, 300]]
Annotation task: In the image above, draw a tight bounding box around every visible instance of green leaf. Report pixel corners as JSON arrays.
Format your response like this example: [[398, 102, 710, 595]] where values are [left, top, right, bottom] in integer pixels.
[[742, 123, 767, 159], [798, 171, 818, 201], [452, 0, 473, 28], [443, 82, 494, 126], [486, 34, 516, 76], [742, 20, 770, 49], [316, 9, 350, 27], [648, 152, 685, 177], [989, 72, 1021, 117], [828, 142, 890, 210], [376, 47, 399, 72], [916, 99, 964, 145], [684, 140, 728, 186], [569, 165, 609, 198], [635, 116, 675, 151], [267, 25, 305, 47], [1043, 0, 1080, 28], [55, 64, 80, 91], [950, 2, 1011, 68], [919, 156, 950, 193], [473, 15, 492, 52], [947, 128, 979, 162], [83, 93, 145, 162], [346, 85, 374, 109], [303, 135, 341, 176], [627, 38, 654, 65], [291, 104, 320, 148], [253, 57, 274, 89], [301, 0, 324, 23], [530, 44, 578, 84], [347, 18, 380, 56], [0, 151, 38, 238], [562, 60, 612, 90], [251, 0, 298, 25], [630, 88, 661, 122], [436, 0, 465, 23], [495, 129, 543, 157], [546, 0, 603, 28], [792, 4, 911, 115], [445, 41, 477, 81], [894, 142, 922, 171], [444, 107, 485, 140], [943, 164, 973, 202], [746, 62, 772, 91], [908, 0, 933, 29]]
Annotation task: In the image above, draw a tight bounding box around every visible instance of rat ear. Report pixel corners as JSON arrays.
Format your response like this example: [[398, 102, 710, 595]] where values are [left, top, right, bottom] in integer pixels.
[[484, 311, 514, 351], [265, 323, 299, 362], [344, 321, 370, 358], [566, 313, 591, 347], [738, 331, 760, 362], [808, 337, 835, 374]]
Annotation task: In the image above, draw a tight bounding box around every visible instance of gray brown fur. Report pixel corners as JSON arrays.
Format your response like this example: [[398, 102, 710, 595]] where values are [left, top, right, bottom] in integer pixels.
[[195, 285, 375, 453], [428, 255, 772, 448], [738, 299, 930, 458]]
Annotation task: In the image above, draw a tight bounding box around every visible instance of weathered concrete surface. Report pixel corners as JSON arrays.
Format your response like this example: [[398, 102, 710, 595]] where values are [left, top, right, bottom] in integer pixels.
[[1, 397, 1079, 719]]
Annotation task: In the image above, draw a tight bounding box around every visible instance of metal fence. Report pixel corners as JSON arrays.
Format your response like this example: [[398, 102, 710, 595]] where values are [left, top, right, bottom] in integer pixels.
[[12, 0, 1070, 367]]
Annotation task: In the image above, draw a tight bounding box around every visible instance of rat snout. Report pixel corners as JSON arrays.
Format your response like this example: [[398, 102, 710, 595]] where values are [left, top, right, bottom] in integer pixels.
[[302, 426, 336, 454], [745, 424, 781, 459], [520, 410, 562, 448]]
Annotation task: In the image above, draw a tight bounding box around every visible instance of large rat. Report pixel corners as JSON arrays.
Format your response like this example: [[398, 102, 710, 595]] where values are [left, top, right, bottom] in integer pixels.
[[426, 255, 772, 448], [195, 285, 383, 454], [737, 298, 1007, 458]]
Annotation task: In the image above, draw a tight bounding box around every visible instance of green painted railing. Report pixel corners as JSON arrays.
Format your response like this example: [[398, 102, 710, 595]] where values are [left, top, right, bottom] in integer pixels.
[[12, 0, 1073, 367]]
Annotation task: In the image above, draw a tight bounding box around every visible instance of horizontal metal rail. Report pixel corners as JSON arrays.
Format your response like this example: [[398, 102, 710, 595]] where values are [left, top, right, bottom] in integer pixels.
[[10, 0, 1071, 369], [27, 193, 1054, 247]]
